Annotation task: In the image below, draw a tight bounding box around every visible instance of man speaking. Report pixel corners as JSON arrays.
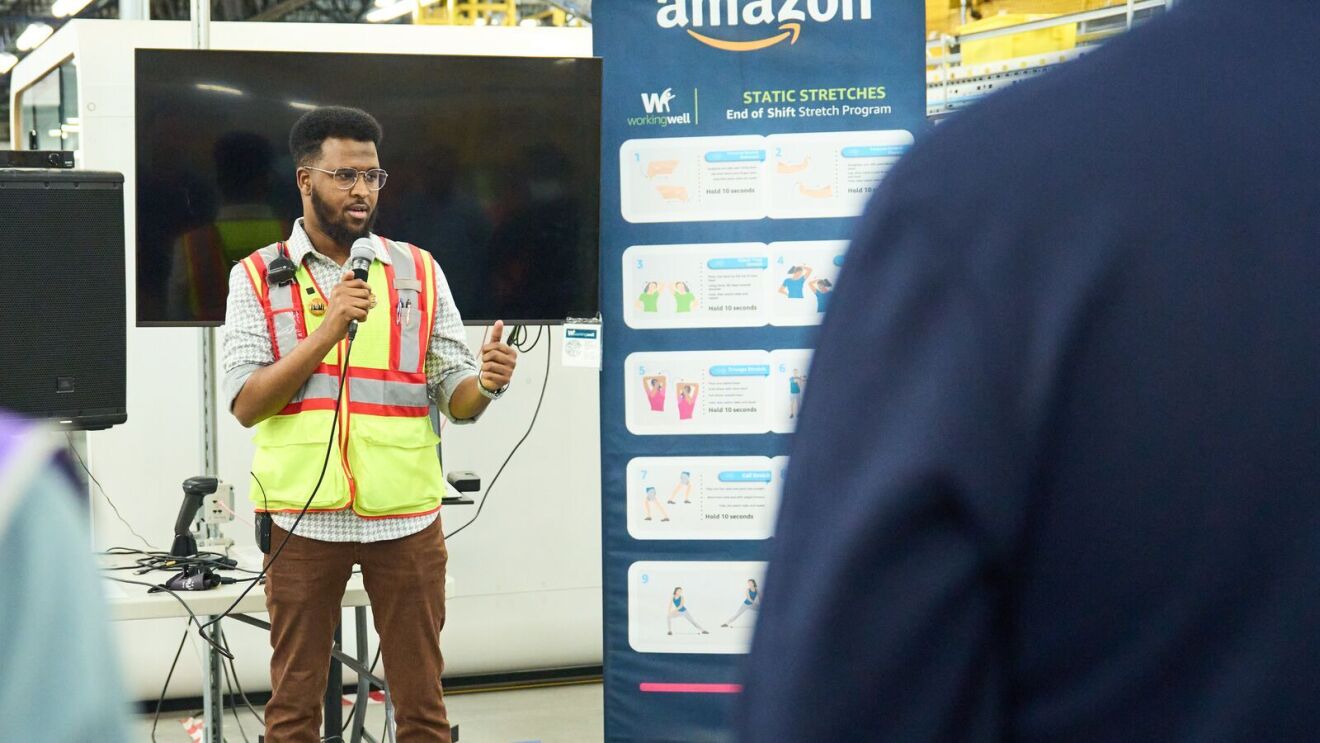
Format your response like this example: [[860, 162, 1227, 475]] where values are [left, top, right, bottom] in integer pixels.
[[223, 106, 516, 742]]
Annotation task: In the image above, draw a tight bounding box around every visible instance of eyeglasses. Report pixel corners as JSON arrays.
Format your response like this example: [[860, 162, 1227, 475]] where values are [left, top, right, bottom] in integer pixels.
[[304, 166, 389, 191]]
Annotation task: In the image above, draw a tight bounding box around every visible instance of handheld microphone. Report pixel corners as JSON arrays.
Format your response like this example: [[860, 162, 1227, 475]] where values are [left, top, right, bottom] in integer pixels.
[[347, 238, 376, 340], [349, 238, 374, 281]]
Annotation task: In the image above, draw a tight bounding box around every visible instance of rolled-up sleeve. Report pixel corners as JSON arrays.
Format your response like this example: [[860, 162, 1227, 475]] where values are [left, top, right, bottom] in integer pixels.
[[221, 263, 274, 412], [425, 259, 481, 423]]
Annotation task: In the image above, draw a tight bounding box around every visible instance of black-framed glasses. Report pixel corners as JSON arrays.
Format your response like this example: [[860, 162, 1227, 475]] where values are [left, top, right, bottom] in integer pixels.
[[304, 166, 389, 191]]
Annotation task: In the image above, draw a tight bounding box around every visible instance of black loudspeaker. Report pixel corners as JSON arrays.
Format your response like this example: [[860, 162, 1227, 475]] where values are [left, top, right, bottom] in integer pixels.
[[0, 170, 126, 430]]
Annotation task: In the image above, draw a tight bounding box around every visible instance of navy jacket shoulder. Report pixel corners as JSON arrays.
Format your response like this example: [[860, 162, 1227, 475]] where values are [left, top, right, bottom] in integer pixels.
[[739, 2, 1320, 741]]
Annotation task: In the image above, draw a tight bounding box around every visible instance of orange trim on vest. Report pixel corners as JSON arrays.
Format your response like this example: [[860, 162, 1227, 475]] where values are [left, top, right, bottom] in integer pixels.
[[337, 339, 358, 506], [240, 255, 266, 300], [255, 503, 442, 519], [275, 400, 427, 418], [254, 504, 352, 515], [354, 503, 443, 521], [349, 403, 430, 418], [343, 366, 426, 383], [277, 398, 339, 415]]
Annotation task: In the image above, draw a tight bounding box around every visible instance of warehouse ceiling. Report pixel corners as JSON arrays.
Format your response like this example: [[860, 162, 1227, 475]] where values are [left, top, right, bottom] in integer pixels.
[[0, 0, 589, 144], [926, 0, 1138, 37], [4, 0, 1147, 146]]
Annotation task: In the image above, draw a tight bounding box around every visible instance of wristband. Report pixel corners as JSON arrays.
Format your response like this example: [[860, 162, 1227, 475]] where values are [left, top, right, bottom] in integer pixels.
[[477, 376, 507, 400]]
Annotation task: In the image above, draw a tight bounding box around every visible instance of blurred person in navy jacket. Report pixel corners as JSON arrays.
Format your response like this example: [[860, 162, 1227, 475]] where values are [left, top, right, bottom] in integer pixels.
[[738, 1, 1320, 741]]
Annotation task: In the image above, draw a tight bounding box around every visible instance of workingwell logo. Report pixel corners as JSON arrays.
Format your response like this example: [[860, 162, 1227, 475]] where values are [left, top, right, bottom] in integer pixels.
[[642, 88, 678, 114], [629, 88, 695, 128], [656, 0, 873, 52]]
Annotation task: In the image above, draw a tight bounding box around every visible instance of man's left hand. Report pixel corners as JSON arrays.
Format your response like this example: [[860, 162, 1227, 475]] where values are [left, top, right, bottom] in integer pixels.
[[479, 320, 517, 392]]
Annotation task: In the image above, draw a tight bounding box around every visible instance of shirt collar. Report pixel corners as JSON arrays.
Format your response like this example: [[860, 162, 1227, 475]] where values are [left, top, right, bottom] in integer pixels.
[[286, 218, 392, 267]]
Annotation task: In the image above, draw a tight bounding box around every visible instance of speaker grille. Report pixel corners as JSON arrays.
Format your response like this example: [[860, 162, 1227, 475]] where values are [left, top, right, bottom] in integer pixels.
[[0, 171, 126, 429]]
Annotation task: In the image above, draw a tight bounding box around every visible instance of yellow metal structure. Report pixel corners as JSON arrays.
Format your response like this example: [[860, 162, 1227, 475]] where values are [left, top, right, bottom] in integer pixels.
[[413, 0, 585, 26], [524, 7, 581, 26], [927, 0, 1125, 37], [957, 12, 1078, 65], [417, 0, 518, 26]]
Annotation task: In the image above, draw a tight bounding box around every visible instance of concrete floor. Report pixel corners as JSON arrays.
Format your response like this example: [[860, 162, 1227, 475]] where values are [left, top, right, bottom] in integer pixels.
[[132, 681, 605, 742]]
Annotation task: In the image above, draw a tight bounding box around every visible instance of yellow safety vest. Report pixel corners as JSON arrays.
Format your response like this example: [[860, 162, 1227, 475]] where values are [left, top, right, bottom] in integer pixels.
[[238, 237, 443, 518]]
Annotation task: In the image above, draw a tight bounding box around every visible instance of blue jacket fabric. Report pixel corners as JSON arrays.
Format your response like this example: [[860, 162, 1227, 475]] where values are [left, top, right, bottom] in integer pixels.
[[738, 2, 1320, 740]]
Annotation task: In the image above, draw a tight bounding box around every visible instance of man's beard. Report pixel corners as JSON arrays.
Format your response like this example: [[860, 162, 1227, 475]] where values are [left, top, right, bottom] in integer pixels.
[[311, 188, 377, 246]]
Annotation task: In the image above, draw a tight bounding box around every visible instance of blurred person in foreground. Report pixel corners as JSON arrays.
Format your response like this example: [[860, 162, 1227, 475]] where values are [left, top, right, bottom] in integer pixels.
[[0, 413, 130, 741], [738, 1, 1320, 741]]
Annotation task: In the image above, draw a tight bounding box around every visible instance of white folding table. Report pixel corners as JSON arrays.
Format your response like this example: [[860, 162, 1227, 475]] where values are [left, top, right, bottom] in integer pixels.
[[101, 546, 396, 743]]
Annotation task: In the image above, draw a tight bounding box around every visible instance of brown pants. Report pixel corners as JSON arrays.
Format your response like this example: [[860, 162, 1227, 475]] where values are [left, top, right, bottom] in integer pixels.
[[263, 518, 450, 743]]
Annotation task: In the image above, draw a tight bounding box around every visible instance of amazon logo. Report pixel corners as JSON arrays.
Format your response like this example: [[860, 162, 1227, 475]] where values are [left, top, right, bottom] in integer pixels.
[[656, 0, 873, 52]]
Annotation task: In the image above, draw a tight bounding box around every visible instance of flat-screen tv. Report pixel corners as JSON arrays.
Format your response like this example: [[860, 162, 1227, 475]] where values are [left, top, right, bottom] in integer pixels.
[[135, 49, 601, 326]]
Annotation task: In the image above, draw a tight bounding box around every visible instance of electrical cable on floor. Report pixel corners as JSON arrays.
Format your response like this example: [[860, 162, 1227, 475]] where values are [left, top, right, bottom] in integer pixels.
[[65, 433, 159, 550], [445, 326, 551, 541], [221, 654, 251, 743], [218, 625, 264, 727], [150, 625, 190, 743]]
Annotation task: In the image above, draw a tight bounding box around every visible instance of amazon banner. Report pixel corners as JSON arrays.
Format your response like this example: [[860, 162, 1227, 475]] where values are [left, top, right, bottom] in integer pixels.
[[597, 1, 926, 740]]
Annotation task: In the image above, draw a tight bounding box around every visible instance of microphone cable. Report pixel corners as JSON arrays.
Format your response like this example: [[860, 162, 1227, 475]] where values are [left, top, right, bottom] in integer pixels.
[[195, 334, 355, 658]]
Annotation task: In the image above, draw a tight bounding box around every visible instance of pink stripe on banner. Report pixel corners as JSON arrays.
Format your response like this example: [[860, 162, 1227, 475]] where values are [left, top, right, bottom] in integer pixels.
[[639, 682, 743, 694]]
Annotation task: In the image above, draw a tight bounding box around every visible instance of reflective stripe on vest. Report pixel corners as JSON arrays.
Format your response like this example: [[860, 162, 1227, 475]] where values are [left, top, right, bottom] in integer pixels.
[[280, 365, 428, 416], [279, 367, 342, 413], [347, 375, 429, 412]]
